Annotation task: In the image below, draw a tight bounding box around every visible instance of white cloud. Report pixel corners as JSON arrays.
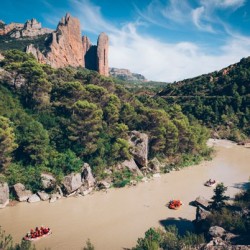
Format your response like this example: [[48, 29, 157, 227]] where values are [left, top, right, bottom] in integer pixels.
[[67, 0, 250, 82], [192, 7, 215, 32], [200, 0, 245, 9]]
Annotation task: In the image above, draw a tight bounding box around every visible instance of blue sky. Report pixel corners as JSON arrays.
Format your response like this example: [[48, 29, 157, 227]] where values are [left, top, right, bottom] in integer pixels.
[[1, 0, 250, 81]]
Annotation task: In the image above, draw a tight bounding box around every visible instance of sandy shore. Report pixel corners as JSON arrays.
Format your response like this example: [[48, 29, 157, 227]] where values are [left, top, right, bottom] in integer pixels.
[[0, 139, 249, 250]]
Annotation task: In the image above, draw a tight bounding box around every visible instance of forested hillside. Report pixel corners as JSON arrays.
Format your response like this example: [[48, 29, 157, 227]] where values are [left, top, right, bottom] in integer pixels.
[[157, 57, 250, 141], [0, 50, 210, 190]]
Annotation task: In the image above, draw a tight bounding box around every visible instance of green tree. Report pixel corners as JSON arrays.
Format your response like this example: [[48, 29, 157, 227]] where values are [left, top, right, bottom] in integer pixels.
[[211, 183, 230, 211], [68, 100, 103, 156], [0, 116, 18, 170]]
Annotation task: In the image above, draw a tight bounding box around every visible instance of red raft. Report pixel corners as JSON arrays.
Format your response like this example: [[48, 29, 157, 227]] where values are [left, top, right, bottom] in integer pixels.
[[168, 200, 182, 210], [23, 227, 52, 241]]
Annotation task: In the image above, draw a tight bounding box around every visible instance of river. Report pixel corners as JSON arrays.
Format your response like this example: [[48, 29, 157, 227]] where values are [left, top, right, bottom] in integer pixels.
[[0, 139, 249, 250]]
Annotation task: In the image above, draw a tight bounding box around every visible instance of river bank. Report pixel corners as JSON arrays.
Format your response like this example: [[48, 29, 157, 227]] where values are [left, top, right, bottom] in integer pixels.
[[0, 139, 249, 250]]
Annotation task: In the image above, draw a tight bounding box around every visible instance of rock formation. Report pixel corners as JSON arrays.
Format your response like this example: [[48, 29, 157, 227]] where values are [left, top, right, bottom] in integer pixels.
[[97, 33, 109, 76], [0, 14, 109, 76], [129, 131, 148, 168], [13, 183, 32, 202], [62, 173, 82, 194], [46, 13, 84, 68], [0, 182, 9, 209], [109, 68, 147, 82]]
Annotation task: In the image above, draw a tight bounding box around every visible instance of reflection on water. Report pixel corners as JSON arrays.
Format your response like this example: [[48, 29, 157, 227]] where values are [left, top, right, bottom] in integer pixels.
[[0, 140, 249, 250]]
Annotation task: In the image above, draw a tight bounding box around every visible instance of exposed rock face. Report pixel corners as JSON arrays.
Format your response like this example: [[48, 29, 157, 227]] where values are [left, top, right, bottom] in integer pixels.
[[26, 44, 48, 64], [195, 196, 210, 210], [0, 14, 109, 76], [13, 183, 32, 202], [97, 32, 109, 76], [28, 194, 41, 203], [98, 181, 111, 189], [0, 19, 52, 38], [148, 157, 161, 173], [37, 191, 50, 201], [196, 205, 211, 222], [208, 226, 226, 238], [0, 182, 9, 209], [41, 173, 56, 190], [129, 131, 148, 168], [62, 173, 82, 194], [119, 158, 143, 177], [46, 13, 84, 68], [81, 163, 95, 188], [109, 68, 147, 82]]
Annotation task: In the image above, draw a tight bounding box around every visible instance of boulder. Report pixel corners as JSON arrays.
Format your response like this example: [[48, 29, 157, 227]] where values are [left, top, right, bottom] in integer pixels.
[[49, 193, 61, 203], [62, 173, 82, 194], [196, 205, 211, 222], [195, 196, 210, 209], [0, 182, 9, 209], [208, 226, 226, 238], [129, 131, 148, 168], [98, 181, 111, 189], [41, 173, 56, 189], [79, 186, 93, 196], [148, 157, 161, 173], [119, 158, 143, 177], [28, 194, 41, 203], [82, 163, 95, 188], [37, 191, 50, 201], [13, 183, 32, 202]]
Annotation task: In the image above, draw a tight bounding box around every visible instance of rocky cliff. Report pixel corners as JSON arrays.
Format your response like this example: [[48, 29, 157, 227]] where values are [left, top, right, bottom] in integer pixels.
[[109, 67, 147, 82], [0, 14, 109, 76]]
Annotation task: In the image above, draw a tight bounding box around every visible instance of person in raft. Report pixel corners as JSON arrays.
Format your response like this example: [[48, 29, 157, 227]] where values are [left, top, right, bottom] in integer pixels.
[[27, 226, 50, 238]]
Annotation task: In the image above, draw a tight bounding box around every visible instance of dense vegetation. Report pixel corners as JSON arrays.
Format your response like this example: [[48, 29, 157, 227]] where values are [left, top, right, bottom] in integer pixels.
[[158, 58, 250, 141], [0, 50, 210, 190]]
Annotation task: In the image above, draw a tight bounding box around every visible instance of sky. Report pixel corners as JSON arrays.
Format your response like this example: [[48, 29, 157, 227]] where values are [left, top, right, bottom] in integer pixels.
[[1, 0, 250, 82]]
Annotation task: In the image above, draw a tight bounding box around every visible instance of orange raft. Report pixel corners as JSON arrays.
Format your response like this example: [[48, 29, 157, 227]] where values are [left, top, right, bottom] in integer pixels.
[[23, 227, 52, 241], [168, 200, 182, 210]]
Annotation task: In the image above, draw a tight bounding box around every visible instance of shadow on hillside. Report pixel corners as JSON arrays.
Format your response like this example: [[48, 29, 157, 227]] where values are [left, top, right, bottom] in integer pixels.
[[159, 217, 195, 236]]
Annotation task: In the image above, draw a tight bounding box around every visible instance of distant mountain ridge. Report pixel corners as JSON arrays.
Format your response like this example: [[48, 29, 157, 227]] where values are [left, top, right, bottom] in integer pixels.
[[0, 14, 109, 76], [109, 67, 147, 82]]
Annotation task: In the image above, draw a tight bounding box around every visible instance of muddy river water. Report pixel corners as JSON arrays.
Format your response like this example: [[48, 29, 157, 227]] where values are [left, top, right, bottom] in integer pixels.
[[0, 139, 249, 250]]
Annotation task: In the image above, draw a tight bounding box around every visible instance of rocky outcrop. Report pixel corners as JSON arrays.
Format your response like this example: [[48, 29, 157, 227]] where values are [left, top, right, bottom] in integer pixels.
[[28, 194, 41, 203], [49, 193, 61, 203], [46, 13, 84, 68], [41, 173, 56, 190], [0, 182, 9, 209], [13, 183, 32, 202], [81, 163, 95, 188], [0, 14, 109, 76], [37, 191, 50, 201], [62, 173, 82, 194], [26, 44, 48, 64], [196, 206, 211, 222], [129, 131, 148, 168], [148, 157, 161, 173], [98, 181, 111, 189], [119, 158, 143, 177], [194, 196, 210, 210], [109, 68, 147, 82], [97, 33, 109, 76]]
